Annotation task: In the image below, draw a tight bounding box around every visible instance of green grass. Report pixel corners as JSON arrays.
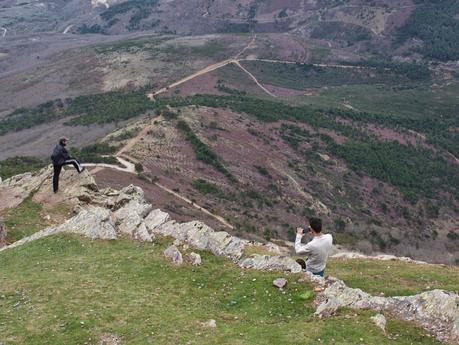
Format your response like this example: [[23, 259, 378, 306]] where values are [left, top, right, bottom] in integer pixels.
[[0, 234, 443, 345], [0, 197, 72, 244], [328, 258, 459, 296]]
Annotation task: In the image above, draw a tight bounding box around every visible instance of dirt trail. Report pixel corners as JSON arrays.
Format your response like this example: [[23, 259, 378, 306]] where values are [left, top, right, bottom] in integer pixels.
[[233, 60, 277, 97], [117, 124, 154, 156]]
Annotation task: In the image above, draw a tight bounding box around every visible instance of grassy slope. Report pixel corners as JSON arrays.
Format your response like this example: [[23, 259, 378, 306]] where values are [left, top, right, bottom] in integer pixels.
[[0, 234, 444, 345], [328, 258, 459, 296], [0, 197, 72, 244]]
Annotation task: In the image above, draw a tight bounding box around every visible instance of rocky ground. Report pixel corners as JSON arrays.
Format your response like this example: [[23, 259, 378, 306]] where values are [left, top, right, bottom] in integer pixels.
[[0, 167, 458, 344]]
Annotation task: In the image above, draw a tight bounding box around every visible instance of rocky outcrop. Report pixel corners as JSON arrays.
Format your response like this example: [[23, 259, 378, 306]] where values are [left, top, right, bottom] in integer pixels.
[[331, 251, 429, 265], [238, 255, 302, 273], [58, 206, 117, 240], [314, 278, 459, 344]]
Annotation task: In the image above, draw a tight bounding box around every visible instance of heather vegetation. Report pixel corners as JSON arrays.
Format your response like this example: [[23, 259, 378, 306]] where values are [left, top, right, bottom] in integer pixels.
[[0, 156, 46, 180], [176, 120, 235, 181], [158, 95, 459, 201], [398, 0, 459, 61]]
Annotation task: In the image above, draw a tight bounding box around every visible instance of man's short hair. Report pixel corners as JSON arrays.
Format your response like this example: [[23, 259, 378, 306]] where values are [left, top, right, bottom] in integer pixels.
[[59, 137, 69, 145], [309, 217, 322, 233]]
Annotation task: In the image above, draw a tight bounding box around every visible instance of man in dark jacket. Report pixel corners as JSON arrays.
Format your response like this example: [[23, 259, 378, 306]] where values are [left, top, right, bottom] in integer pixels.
[[51, 137, 84, 193]]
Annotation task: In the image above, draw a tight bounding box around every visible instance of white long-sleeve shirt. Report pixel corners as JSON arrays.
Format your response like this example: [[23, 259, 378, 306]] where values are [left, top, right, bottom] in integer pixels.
[[295, 233, 333, 273]]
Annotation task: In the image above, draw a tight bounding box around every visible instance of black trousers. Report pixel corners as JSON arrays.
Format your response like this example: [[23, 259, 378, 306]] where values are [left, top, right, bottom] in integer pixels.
[[53, 159, 83, 192]]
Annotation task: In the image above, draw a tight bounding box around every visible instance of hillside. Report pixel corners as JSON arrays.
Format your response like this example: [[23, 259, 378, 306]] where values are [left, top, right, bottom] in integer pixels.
[[0, 32, 458, 263], [0, 167, 458, 344], [1, 0, 458, 61]]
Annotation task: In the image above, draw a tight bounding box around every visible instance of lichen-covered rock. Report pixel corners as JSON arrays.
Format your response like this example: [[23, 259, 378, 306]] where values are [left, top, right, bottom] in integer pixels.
[[187, 252, 202, 266], [371, 314, 387, 333], [0, 167, 52, 211], [114, 199, 152, 238], [316, 279, 459, 343], [114, 184, 144, 209], [132, 222, 154, 243], [238, 255, 302, 273], [163, 245, 183, 265], [144, 209, 170, 231], [273, 278, 288, 288], [153, 221, 247, 261], [58, 205, 117, 240]]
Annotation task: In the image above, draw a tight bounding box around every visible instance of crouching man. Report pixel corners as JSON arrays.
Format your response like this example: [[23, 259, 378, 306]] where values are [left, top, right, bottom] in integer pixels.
[[295, 217, 333, 277], [51, 137, 84, 193]]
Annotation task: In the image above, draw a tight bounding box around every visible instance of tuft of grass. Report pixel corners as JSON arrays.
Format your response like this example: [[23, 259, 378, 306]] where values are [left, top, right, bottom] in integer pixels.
[[0, 234, 443, 345], [328, 258, 459, 296]]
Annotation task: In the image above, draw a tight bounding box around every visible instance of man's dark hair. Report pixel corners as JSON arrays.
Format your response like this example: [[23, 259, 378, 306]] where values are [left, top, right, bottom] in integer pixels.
[[59, 137, 69, 146], [309, 217, 322, 233]]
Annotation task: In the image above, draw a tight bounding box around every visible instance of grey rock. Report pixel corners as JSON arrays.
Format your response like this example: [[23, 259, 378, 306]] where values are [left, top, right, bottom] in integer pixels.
[[144, 209, 170, 231], [238, 255, 302, 273], [273, 278, 288, 288], [59, 206, 117, 240], [187, 252, 202, 266], [201, 319, 216, 328], [114, 184, 144, 209], [163, 245, 183, 265], [371, 314, 386, 333], [132, 222, 154, 243], [316, 279, 459, 344], [114, 199, 152, 238]]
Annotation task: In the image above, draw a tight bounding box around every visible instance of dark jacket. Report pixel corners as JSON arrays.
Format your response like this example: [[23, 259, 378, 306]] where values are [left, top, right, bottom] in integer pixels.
[[51, 144, 70, 166]]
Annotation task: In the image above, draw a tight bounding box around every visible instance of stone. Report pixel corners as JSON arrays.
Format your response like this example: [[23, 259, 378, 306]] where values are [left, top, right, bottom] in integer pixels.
[[114, 184, 144, 209], [238, 255, 302, 273], [144, 209, 170, 231], [187, 252, 202, 266], [58, 206, 117, 240], [201, 319, 216, 328], [273, 278, 287, 288], [99, 333, 122, 345], [0, 167, 52, 211], [132, 222, 154, 243], [371, 314, 386, 333], [114, 200, 152, 237], [163, 245, 183, 265]]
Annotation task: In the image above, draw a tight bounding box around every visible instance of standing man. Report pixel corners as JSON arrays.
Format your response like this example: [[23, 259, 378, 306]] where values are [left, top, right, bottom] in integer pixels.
[[295, 217, 333, 277], [51, 137, 84, 193]]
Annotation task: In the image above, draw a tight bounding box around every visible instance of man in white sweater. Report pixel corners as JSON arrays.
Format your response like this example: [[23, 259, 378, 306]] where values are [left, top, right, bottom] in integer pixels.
[[295, 217, 333, 277]]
